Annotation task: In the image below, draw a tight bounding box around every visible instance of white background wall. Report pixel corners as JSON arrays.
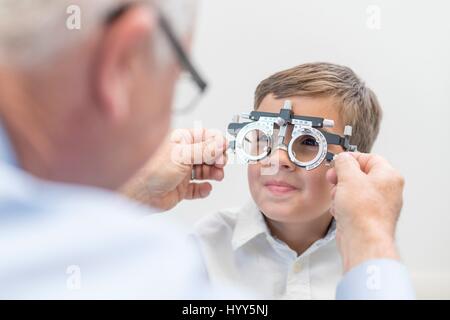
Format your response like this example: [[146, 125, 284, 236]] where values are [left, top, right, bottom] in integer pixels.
[[169, 0, 450, 299]]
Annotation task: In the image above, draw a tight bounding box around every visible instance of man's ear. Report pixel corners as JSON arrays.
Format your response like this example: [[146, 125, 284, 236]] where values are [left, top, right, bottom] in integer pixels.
[[93, 5, 157, 123]]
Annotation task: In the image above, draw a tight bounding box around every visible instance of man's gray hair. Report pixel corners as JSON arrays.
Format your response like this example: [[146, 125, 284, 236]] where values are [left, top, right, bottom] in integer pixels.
[[0, 0, 197, 67]]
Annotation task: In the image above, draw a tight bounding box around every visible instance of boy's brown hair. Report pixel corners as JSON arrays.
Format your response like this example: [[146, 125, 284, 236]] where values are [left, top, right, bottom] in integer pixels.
[[254, 62, 382, 152]]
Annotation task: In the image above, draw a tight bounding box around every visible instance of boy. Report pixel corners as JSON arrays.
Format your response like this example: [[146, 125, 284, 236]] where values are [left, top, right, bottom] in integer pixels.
[[193, 62, 383, 299]]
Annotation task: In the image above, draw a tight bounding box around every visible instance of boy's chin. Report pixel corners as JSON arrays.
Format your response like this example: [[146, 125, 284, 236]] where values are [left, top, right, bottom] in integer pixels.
[[259, 201, 320, 223]]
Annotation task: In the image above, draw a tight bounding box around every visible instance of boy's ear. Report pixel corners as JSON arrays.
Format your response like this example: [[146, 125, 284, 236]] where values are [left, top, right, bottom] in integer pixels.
[[93, 5, 157, 123]]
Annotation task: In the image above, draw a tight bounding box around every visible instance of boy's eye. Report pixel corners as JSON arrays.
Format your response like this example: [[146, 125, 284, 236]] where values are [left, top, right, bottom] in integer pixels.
[[301, 138, 318, 147], [291, 135, 320, 163]]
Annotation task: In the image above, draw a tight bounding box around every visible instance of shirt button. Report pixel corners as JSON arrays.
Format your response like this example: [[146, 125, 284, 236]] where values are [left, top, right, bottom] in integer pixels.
[[293, 261, 302, 273]]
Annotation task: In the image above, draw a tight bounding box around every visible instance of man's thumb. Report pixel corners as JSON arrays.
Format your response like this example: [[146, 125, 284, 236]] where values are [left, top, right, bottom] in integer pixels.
[[333, 152, 362, 182]]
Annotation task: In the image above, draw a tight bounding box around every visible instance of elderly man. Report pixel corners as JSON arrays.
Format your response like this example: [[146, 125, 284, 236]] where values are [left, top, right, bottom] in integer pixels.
[[0, 0, 413, 299]]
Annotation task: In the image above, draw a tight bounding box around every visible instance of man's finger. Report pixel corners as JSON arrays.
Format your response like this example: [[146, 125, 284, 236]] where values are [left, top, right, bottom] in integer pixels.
[[188, 128, 228, 152], [326, 167, 338, 185], [203, 137, 226, 165], [213, 153, 228, 169], [333, 152, 363, 182], [209, 167, 224, 181], [348, 152, 394, 178], [193, 165, 224, 181], [171, 129, 227, 166], [184, 182, 212, 200]]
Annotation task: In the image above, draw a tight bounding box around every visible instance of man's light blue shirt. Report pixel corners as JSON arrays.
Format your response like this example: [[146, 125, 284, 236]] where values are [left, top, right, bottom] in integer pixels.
[[337, 259, 415, 299], [0, 124, 212, 299]]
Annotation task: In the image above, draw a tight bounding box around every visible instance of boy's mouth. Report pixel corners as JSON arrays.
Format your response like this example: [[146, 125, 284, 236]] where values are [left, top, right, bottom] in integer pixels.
[[263, 180, 298, 195]]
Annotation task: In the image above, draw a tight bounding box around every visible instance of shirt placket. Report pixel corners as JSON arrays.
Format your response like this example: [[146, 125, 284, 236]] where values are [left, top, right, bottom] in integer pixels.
[[285, 254, 311, 299], [266, 236, 312, 300]]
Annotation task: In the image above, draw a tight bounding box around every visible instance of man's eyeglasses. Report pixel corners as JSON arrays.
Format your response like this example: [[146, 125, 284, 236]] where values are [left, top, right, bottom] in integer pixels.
[[106, 3, 208, 114]]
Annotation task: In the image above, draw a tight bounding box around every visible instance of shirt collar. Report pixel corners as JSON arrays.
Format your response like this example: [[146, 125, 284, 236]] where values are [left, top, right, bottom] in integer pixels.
[[231, 201, 270, 250], [302, 218, 336, 256], [231, 201, 337, 253], [0, 121, 18, 167]]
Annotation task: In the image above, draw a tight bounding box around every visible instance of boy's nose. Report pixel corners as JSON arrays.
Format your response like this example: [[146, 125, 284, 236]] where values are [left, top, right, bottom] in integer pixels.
[[262, 148, 296, 172]]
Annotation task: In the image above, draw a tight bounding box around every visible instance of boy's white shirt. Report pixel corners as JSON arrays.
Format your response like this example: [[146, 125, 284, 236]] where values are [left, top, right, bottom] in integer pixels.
[[193, 201, 343, 300]]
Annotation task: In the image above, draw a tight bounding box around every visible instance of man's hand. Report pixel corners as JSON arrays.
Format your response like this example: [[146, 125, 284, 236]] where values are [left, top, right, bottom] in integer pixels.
[[121, 128, 228, 211], [326, 152, 405, 272]]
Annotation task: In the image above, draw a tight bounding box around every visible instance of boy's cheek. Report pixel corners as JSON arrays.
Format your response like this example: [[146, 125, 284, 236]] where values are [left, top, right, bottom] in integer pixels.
[[247, 164, 261, 181], [300, 168, 334, 201], [247, 165, 262, 194]]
